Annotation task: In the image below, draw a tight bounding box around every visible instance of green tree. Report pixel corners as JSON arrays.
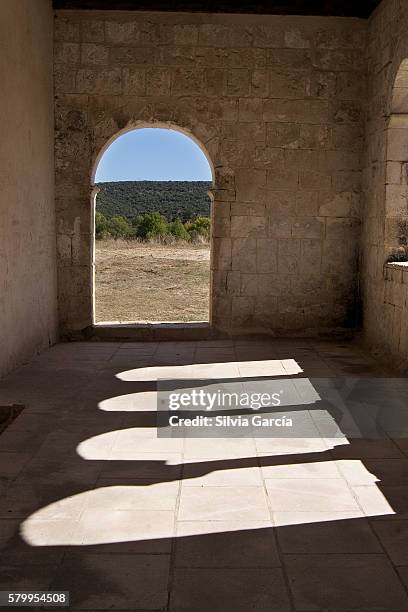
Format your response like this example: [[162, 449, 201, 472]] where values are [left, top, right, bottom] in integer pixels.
[[169, 218, 190, 241], [108, 215, 133, 239], [185, 216, 211, 242], [134, 212, 169, 240], [95, 211, 111, 239]]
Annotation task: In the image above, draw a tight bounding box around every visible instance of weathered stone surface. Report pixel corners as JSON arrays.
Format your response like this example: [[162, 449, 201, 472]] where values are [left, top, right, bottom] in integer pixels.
[[53, 10, 367, 335]]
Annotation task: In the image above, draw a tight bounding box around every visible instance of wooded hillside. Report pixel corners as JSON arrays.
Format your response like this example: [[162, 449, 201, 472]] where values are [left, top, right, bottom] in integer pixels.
[[96, 181, 212, 221]]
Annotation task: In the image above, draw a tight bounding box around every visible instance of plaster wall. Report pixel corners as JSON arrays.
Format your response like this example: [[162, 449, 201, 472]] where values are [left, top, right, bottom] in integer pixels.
[[0, 0, 58, 377], [54, 10, 367, 336]]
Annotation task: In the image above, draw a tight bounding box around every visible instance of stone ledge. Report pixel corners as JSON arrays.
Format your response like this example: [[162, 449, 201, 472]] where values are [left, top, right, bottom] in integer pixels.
[[384, 261, 408, 283]]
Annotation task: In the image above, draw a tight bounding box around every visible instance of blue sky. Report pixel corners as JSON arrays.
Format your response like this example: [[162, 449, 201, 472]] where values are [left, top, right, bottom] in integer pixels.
[[95, 128, 213, 183]]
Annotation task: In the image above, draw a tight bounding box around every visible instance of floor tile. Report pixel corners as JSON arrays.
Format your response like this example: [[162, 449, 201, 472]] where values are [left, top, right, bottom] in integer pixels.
[[371, 520, 408, 565], [265, 478, 360, 512], [50, 554, 170, 610], [277, 516, 382, 553], [175, 521, 279, 567], [178, 486, 270, 521], [170, 568, 291, 612], [285, 554, 408, 611]]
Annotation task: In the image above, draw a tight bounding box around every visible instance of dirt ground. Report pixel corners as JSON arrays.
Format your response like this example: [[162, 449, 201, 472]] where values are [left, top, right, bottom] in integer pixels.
[[95, 240, 210, 323]]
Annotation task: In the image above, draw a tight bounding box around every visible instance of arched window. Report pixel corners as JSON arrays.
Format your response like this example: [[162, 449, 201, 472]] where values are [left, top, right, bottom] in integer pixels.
[[92, 127, 213, 324], [385, 59, 408, 262]]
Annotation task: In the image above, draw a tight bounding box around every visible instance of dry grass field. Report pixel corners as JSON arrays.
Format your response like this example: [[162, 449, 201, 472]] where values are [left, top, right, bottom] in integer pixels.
[[95, 240, 210, 323]]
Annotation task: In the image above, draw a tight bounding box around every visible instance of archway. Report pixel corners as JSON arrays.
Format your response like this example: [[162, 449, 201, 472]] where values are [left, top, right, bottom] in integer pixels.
[[385, 59, 408, 261], [91, 126, 214, 325]]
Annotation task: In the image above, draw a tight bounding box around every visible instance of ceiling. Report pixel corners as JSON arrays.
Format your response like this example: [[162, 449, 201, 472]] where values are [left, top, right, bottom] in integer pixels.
[[53, 0, 382, 19]]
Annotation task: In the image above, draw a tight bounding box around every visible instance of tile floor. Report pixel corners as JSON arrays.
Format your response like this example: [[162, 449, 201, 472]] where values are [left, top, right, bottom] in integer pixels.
[[0, 339, 408, 610]]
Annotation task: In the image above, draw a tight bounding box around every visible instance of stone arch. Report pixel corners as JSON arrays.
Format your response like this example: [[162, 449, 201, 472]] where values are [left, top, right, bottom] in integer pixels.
[[91, 121, 216, 188], [385, 58, 408, 257], [90, 122, 216, 326]]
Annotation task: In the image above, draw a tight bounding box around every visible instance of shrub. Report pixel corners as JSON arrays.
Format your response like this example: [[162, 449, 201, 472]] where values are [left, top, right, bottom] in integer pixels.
[[185, 216, 211, 242], [133, 211, 169, 240], [169, 218, 191, 241], [108, 215, 134, 239], [95, 211, 111, 239]]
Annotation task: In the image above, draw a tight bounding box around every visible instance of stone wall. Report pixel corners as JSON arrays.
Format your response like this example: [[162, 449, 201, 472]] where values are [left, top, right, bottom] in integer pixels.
[[362, 0, 408, 363], [0, 0, 58, 378], [54, 10, 366, 336]]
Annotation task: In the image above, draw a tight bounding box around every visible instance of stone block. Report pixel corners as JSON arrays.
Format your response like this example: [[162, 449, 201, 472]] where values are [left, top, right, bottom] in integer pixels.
[[238, 98, 263, 121], [76, 68, 122, 95], [173, 24, 199, 45], [332, 171, 361, 192], [386, 162, 402, 185], [157, 45, 196, 66], [81, 44, 109, 65], [255, 296, 278, 324], [198, 24, 230, 46], [267, 191, 297, 215], [212, 270, 228, 296], [212, 238, 232, 271], [300, 239, 322, 275], [278, 239, 300, 274], [306, 71, 336, 98], [267, 49, 311, 69], [223, 122, 265, 143], [232, 238, 257, 272], [171, 68, 205, 95], [226, 271, 241, 296], [263, 99, 329, 124], [319, 191, 360, 217], [326, 218, 361, 241], [240, 273, 258, 296], [336, 72, 366, 100], [232, 296, 256, 327], [212, 215, 230, 238], [385, 186, 408, 217], [332, 100, 363, 123], [284, 28, 311, 49], [251, 70, 269, 97], [258, 274, 291, 296], [55, 42, 80, 65], [266, 123, 300, 148], [81, 20, 105, 43], [225, 69, 251, 96], [235, 169, 266, 202], [110, 46, 152, 65], [267, 169, 299, 190], [139, 22, 173, 46], [54, 68, 76, 94], [251, 25, 284, 48], [315, 27, 365, 49], [299, 170, 331, 191], [268, 217, 292, 238], [212, 296, 231, 327], [122, 68, 146, 95], [331, 125, 363, 152], [313, 49, 365, 71], [105, 21, 140, 44], [257, 238, 278, 273], [299, 125, 330, 149], [231, 216, 266, 238], [292, 217, 325, 239], [231, 202, 264, 218], [146, 68, 171, 96], [55, 17, 80, 42], [296, 191, 319, 216], [269, 69, 307, 98], [387, 129, 408, 161]]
